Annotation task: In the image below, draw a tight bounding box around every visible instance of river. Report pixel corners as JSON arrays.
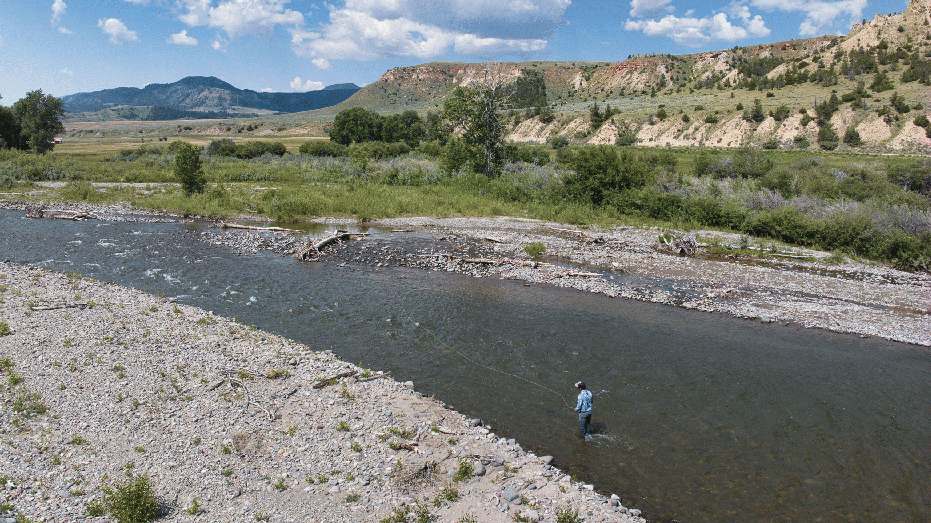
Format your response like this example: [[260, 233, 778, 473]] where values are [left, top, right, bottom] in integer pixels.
[[1, 209, 928, 522]]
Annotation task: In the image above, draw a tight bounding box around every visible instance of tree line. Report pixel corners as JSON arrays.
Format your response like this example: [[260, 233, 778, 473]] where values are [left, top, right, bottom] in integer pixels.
[[0, 90, 66, 154]]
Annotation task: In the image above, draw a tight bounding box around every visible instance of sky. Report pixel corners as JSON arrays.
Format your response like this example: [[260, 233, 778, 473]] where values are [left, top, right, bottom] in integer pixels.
[[0, 0, 911, 103]]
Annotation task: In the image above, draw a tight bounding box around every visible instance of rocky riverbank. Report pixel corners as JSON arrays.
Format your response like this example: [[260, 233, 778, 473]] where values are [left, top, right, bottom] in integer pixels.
[[0, 262, 644, 523], [200, 214, 931, 347]]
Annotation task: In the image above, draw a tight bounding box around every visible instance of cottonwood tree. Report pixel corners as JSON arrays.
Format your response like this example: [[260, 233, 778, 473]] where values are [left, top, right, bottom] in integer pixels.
[[11, 90, 65, 154], [0, 94, 23, 150], [443, 64, 515, 178], [174, 142, 206, 194]]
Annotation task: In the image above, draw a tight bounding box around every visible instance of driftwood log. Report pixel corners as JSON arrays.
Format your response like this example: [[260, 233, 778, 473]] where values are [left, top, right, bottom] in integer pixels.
[[25, 205, 96, 221], [29, 303, 90, 311], [219, 221, 299, 233], [312, 370, 358, 389], [294, 230, 367, 261]]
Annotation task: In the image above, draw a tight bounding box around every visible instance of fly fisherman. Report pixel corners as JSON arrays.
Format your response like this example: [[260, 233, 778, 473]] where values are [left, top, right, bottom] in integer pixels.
[[575, 381, 592, 439]]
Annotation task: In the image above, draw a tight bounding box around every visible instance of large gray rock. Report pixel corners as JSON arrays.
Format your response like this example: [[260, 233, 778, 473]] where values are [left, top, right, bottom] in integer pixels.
[[501, 487, 519, 502], [472, 462, 485, 476]]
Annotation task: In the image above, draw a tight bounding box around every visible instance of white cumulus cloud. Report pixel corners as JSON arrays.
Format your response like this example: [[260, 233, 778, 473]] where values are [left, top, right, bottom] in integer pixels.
[[625, 11, 770, 46], [178, 0, 304, 38], [750, 0, 866, 36], [292, 0, 571, 62], [630, 0, 674, 18], [52, 0, 67, 23], [59, 68, 76, 76], [168, 30, 199, 45], [98, 18, 138, 44], [290, 77, 324, 91], [260, 87, 274, 92], [311, 58, 332, 70]]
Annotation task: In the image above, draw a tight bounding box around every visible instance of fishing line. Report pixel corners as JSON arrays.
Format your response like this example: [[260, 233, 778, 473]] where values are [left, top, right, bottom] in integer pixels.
[[395, 289, 576, 410]]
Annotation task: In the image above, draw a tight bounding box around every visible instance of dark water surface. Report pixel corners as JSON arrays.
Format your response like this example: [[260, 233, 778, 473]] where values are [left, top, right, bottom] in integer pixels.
[[1, 209, 928, 522]]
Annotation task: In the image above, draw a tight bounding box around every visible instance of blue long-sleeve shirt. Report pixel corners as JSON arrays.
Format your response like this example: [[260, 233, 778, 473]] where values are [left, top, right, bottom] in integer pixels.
[[576, 390, 592, 414]]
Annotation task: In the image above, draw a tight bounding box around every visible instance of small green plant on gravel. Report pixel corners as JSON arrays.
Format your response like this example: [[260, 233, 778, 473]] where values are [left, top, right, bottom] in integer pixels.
[[133, 446, 146, 453], [345, 493, 361, 503], [316, 473, 329, 484], [380, 505, 409, 523], [387, 426, 412, 439], [220, 444, 231, 454], [340, 383, 355, 400], [254, 513, 270, 522], [360, 368, 373, 378], [15, 514, 36, 523], [86, 501, 105, 517], [458, 516, 478, 523], [0, 502, 13, 513], [0, 321, 11, 336], [523, 242, 546, 257], [222, 469, 233, 478], [336, 420, 350, 431], [414, 501, 432, 523], [556, 506, 582, 523], [102, 474, 160, 523], [265, 368, 289, 379], [433, 485, 459, 506], [273, 478, 287, 491], [68, 434, 88, 445], [283, 425, 298, 436], [352, 442, 363, 452], [452, 459, 473, 482], [186, 498, 201, 515], [0, 357, 12, 370], [8, 371, 24, 386]]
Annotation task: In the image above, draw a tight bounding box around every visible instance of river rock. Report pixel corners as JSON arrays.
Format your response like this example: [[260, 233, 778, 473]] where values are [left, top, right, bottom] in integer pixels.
[[502, 487, 519, 502], [472, 462, 486, 476]]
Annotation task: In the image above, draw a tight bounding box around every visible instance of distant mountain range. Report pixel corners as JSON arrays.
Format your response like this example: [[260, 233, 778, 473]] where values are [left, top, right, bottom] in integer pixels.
[[62, 76, 360, 119]]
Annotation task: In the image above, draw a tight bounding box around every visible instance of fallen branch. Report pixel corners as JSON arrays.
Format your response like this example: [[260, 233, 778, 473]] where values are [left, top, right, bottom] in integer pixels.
[[357, 372, 389, 383], [219, 221, 299, 233], [461, 258, 499, 265], [313, 370, 358, 389], [29, 303, 90, 311]]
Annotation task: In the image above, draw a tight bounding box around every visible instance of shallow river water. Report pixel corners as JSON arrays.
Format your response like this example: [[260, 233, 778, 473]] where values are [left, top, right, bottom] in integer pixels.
[[1, 209, 928, 522]]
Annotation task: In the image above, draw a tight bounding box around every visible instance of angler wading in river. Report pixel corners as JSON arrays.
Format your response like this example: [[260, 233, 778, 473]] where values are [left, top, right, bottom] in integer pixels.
[[575, 381, 593, 439]]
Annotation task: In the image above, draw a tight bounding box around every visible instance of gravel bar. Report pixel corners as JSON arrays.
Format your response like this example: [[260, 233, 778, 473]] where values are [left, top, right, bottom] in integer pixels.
[[0, 262, 643, 523]]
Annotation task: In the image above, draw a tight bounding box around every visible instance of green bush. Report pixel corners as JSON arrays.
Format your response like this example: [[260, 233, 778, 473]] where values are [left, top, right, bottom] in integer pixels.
[[818, 126, 839, 150], [298, 140, 346, 157], [0, 321, 11, 336], [793, 135, 811, 149], [843, 127, 862, 147], [913, 114, 930, 129], [524, 242, 546, 257], [550, 135, 570, 148], [173, 142, 206, 195], [204, 138, 236, 157], [102, 475, 160, 523], [762, 138, 779, 150], [565, 146, 653, 205], [416, 141, 445, 158]]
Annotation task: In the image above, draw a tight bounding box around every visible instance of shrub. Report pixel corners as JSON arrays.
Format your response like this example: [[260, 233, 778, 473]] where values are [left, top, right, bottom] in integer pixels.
[[762, 138, 779, 150], [843, 127, 862, 147], [704, 113, 720, 124], [818, 126, 839, 150], [550, 135, 570, 148], [793, 135, 811, 149], [204, 138, 236, 157], [298, 140, 345, 157], [173, 142, 206, 194], [565, 146, 653, 205], [615, 123, 638, 146], [0, 321, 11, 336], [770, 104, 791, 121], [102, 475, 160, 523], [524, 242, 546, 257], [914, 114, 931, 128]]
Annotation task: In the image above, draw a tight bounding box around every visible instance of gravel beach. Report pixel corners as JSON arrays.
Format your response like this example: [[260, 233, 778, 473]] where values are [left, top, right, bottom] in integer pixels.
[[0, 262, 644, 523]]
